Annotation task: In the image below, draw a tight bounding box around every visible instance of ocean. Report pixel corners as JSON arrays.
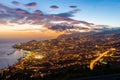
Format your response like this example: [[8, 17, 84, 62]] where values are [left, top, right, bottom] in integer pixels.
[[0, 41, 25, 69]]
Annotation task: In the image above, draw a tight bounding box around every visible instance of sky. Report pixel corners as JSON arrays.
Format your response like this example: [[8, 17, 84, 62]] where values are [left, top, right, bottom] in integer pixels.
[[0, 0, 120, 39], [0, 0, 120, 26]]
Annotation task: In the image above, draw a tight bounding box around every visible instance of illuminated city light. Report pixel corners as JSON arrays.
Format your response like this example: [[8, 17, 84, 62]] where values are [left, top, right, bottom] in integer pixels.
[[34, 55, 44, 59]]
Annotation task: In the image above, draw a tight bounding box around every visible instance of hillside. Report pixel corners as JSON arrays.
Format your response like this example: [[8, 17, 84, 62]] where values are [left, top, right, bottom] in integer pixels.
[[0, 28, 120, 80]]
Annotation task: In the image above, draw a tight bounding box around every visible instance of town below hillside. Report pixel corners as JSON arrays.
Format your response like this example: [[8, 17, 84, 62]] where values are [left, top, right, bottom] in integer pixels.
[[0, 29, 120, 80]]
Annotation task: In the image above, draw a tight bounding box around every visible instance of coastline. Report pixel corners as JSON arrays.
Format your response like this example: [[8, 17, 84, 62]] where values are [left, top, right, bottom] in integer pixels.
[[0, 49, 29, 70]]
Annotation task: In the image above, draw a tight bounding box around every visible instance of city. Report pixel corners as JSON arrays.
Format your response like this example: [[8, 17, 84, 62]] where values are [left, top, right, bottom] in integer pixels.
[[0, 29, 120, 80], [0, 0, 120, 80]]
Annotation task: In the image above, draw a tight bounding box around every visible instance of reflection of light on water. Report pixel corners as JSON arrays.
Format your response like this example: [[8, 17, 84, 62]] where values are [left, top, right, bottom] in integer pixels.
[[34, 55, 44, 59], [0, 49, 25, 69]]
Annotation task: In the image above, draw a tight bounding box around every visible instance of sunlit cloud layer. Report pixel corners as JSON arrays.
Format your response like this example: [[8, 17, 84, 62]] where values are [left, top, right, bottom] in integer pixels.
[[0, 0, 119, 34]]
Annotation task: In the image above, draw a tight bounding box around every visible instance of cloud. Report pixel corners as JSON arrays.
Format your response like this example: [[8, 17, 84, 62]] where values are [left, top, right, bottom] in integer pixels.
[[49, 24, 74, 31], [56, 9, 80, 18], [11, 1, 20, 6], [33, 10, 43, 15], [0, 21, 7, 25], [25, 2, 37, 8], [0, 3, 107, 33], [69, 6, 77, 8], [15, 8, 30, 15], [49, 23, 90, 32], [73, 9, 81, 13], [57, 12, 74, 18], [14, 28, 45, 32], [50, 5, 59, 9], [0, 4, 24, 20]]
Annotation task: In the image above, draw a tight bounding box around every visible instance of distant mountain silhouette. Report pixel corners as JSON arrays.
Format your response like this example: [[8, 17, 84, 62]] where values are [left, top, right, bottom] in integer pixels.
[[57, 27, 120, 39]]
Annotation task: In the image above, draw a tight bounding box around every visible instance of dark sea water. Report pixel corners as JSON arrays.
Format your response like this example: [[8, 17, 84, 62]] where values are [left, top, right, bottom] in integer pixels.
[[0, 41, 25, 69], [0, 38, 34, 69]]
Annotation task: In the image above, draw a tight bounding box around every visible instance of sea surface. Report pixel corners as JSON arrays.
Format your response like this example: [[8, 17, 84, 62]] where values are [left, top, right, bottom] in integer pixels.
[[0, 41, 26, 69]]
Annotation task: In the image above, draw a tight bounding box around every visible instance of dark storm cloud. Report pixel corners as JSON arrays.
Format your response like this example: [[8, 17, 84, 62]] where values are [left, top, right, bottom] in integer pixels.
[[69, 6, 77, 8], [11, 1, 20, 6], [25, 2, 37, 8], [56, 9, 80, 18], [50, 5, 59, 9]]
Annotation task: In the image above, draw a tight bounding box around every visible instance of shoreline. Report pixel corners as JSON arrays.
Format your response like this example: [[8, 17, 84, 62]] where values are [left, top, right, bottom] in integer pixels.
[[0, 49, 30, 70]]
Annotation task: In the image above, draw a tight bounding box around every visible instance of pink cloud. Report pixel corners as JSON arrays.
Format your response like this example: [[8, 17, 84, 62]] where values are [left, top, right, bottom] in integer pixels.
[[50, 5, 59, 9], [11, 1, 20, 6], [25, 2, 37, 8], [33, 10, 43, 15]]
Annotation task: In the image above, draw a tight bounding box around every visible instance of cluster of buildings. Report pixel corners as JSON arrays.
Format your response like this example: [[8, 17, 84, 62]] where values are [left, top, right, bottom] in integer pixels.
[[1, 32, 120, 80]]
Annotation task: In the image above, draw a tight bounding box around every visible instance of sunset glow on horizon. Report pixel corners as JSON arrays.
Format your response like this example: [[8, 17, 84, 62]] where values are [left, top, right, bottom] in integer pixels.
[[0, 0, 120, 39]]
